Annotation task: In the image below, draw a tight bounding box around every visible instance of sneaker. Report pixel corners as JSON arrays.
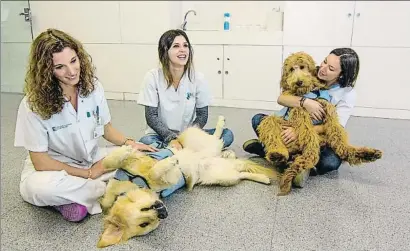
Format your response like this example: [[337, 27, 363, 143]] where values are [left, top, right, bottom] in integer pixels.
[[54, 203, 88, 222], [292, 169, 310, 188], [243, 139, 265, 157]]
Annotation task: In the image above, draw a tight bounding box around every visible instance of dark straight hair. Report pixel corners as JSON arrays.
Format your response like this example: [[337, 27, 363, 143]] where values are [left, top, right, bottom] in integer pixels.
[[330, 48, 360, 88]]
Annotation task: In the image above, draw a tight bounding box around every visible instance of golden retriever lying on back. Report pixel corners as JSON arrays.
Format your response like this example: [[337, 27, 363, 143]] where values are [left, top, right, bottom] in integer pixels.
[[97, 116, 277, 248]]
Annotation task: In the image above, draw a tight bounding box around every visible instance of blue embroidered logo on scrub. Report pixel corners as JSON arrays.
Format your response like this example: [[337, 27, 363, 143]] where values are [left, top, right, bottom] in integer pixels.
[[186, 92, 193, 100]]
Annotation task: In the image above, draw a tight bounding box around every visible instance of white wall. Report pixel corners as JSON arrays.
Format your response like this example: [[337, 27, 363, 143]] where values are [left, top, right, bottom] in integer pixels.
[[1, 1, 409, 120]]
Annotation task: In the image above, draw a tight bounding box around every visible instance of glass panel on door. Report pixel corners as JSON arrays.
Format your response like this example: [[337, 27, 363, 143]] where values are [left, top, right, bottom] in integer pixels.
[[1, 0, 33, 93]]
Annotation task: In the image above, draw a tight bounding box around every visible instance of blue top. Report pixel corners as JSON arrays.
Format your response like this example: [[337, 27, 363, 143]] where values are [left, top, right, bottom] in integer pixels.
[[275, 89, 331, 125]]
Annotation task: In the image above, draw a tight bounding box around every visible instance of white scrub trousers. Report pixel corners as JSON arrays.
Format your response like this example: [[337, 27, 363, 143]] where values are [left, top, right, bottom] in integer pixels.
[[19, 147, 118, 215]]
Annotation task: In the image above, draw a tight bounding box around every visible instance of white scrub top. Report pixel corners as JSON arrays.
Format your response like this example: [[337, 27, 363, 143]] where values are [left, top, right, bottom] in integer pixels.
[[137, 68, 211, 134], [14, 79, 111, 167], [327, 85, 357, 128]]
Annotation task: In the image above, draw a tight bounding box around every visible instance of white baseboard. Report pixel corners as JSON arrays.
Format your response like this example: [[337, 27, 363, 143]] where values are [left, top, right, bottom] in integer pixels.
[[66, 91, 410, 120], [211, 98, 409, 120], [124, 93, 139, 101], [352, 107, 410, 120], [1, 85, 23, 93], [210, 98, 282, 111], [105, 91, 124, 100]]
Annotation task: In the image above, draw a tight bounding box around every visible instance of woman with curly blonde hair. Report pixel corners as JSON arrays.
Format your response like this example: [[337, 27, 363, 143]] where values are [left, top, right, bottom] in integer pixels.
[[14, 29, 156, 222]]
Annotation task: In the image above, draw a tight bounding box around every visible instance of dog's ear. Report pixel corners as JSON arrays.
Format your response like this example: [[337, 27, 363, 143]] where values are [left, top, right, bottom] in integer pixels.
[[280, 63, 290, 92], [97, 217, 124, 248]]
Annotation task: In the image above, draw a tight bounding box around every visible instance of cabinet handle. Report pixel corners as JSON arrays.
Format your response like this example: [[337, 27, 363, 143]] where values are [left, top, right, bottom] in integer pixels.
[[356, 13, 361, 17], [217, 57, 220, 60], [227, 58, 230, 60], [347, 13, 352, 17], [218, 70, 221, 74], [225, 71, 229, 75]]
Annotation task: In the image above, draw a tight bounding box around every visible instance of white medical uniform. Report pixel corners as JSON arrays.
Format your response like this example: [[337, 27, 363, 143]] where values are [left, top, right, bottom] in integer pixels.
[[328, 85, 357, 127], [14, 79, 116, 215], [137, 68, 211, 135]]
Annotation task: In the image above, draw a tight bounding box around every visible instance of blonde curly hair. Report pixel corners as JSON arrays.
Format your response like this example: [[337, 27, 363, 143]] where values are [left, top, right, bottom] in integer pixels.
[[24, 28, 96, 120]]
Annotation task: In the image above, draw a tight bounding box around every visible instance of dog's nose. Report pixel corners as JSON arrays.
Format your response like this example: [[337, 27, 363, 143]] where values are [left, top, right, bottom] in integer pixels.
[[153, 200, 168, 219], [296, 81, 303, 87]]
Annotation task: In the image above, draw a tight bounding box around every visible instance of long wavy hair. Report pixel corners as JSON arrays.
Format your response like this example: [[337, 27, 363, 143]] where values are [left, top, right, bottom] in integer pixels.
[[157, 29, 194, 88], [24, 28, 96, 120]]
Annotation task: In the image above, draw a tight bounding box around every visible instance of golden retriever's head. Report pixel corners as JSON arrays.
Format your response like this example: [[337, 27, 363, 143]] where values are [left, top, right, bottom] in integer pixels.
[[280, 52, 325, 96], [97, 187, 167, 248]]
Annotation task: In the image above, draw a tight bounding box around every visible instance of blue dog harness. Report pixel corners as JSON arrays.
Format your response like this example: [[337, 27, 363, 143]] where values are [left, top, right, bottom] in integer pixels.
[[113, 148, 186, 198], [275, 89, 331, 125]]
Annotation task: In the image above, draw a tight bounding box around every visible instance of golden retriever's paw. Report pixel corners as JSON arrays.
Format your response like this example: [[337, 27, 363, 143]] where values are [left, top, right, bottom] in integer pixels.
[[260, 175, 271, 185], [103, 145, 135, 171], [216, 115, 226, 128], [221, 149, 236, 159]]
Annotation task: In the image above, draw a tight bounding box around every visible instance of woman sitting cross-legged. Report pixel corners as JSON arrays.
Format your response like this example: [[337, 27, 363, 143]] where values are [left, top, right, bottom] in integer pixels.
[[137, 29, 234, 150]]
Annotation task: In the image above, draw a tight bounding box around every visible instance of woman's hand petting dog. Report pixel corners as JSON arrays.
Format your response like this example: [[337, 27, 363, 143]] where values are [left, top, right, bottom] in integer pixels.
[[281, 126, 298, 145], [89, 160, 110, 179], [127, 141, 158, 152], [303, 98, 326, 121]]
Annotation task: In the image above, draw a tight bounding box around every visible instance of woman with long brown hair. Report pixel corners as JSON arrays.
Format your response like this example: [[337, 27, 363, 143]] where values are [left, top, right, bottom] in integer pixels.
[[14, 29, 156, 222]]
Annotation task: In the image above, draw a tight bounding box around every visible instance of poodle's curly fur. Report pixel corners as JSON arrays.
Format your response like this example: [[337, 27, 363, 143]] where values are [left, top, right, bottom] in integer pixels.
[[257, 52, 382, 196]]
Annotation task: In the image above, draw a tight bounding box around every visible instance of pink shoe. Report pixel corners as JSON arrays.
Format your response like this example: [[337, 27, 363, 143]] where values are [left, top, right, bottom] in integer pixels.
[[54, 203, 88, 222]]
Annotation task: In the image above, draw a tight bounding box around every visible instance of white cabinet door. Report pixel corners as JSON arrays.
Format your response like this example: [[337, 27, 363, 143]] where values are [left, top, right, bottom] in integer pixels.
[[351, 2, 410, 47], [353, 47, 410, 110], [283, 1, 355, 46], [283, 46, 336, 66], [1, 1, 33, 93], [223, 45, 282, 102], [85, 44, 158, 94], [30, 1, 122, 43], [192, 45, 223, 99]]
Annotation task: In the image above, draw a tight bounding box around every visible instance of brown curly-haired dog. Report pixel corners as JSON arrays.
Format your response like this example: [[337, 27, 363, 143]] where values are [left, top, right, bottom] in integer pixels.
[[257, 52, 382, 196]]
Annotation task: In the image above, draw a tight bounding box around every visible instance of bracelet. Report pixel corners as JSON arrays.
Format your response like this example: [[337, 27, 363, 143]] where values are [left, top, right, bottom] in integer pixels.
[[300, 97, 307, 108], [87, 169, 92, 179], [122, 137, 134, 146]]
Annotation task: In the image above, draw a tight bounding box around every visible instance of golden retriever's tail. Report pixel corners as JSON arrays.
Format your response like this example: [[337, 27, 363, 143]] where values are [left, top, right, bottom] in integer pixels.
[[239, 159, 280, 180]]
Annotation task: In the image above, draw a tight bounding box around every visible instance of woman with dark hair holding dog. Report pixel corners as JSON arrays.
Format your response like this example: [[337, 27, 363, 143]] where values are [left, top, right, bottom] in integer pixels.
[[243, 48, 360, 187], [137, 29, 234, 150], [14, 29, 156, 222]]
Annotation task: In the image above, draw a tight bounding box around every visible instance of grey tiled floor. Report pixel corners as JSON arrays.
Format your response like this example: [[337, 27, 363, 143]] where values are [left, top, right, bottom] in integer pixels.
[[1, 93, 409, 251]]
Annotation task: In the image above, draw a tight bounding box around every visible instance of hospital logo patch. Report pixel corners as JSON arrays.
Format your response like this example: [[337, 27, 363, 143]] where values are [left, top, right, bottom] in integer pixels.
[[52, 123, 72, 131]]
